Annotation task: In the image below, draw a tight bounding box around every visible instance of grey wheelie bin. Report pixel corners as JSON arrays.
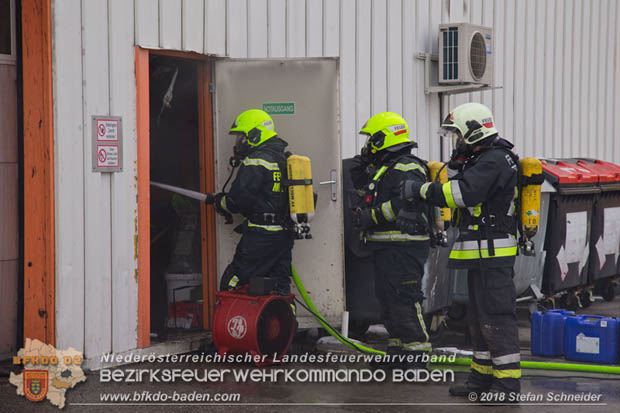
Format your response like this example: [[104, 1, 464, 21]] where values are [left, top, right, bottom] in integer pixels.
[[571, 158, 620, 302], [540, 159, 600, 296]]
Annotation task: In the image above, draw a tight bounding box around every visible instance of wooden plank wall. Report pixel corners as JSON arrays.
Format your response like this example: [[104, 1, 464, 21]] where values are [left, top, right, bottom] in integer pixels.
[[23, 0, 55, 346], [51, 0, 620, 359]]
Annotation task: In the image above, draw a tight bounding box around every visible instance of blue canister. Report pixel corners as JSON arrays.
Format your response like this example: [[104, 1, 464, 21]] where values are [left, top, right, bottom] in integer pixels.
[[564, 315, 619, 364], [531, 309, 575, 357]]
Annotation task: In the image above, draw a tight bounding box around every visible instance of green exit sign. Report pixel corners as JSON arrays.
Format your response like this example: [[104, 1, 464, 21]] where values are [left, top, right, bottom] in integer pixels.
[[263, 102, 295, 115]]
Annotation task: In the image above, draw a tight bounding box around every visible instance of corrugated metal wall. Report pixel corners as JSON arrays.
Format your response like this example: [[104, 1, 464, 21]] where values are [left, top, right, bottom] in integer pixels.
[[132, 0, 620, 162], [52, 0, 620, 358]]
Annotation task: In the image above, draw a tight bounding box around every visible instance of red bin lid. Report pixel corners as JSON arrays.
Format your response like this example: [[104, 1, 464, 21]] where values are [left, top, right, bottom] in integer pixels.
[[540, 159, 599, 184], [575, 159, 620, 183]]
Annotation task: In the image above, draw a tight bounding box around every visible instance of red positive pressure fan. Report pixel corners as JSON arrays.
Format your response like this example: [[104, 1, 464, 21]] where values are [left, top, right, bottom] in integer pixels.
[[213, 290, 295, 366]]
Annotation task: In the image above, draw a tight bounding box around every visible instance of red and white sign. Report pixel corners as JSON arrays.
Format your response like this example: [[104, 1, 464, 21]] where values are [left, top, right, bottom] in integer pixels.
[[480, 117, 494, 128], [227, 316, 247, 339], [92, 116, 122, 172], [96, 145, 119, 168], [96, 118, 120, 141]]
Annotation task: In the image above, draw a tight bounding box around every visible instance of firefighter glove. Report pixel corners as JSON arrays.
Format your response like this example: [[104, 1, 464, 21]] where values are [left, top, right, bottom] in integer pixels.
[[204, 193, 215, 205], [214, 193, 233, 224], [447, 148, 467, 171], [400, 180, 423, 202], [349, 155, 369, 189], [396, 208, 422, 235], [213, 193, 226, 214]]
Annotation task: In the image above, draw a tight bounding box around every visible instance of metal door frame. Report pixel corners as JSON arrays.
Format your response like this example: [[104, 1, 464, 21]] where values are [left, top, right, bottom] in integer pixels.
[[135, 47, 217, 348]]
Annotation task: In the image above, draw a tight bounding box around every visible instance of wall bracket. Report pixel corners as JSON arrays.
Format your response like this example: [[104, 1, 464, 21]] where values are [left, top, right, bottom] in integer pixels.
[[416, 52, 502, 96]]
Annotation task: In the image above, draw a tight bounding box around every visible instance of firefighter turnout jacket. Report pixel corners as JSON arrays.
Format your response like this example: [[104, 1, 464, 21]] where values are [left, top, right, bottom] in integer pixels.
[[217, 137, 289, 232], [352, 150, 432, 354], [419, 137, 519, 268], [360, 153, 431, 245]]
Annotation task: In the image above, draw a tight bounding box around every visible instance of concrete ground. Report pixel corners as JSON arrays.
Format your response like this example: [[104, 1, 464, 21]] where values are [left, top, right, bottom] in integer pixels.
[[1, 299, 618, 412]]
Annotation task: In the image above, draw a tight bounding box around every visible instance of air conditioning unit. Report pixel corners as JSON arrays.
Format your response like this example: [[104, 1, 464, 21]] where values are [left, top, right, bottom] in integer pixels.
[[439, 23, 493, 85]]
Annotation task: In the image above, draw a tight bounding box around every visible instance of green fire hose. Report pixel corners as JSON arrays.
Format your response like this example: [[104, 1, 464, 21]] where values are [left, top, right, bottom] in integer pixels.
[[442, 357, 620, 375], [291, 264, 384, 355], [291, 264, 620, 375]]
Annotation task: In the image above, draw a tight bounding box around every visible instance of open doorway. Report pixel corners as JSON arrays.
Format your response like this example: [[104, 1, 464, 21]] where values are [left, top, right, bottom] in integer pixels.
[[146, 53, 215, 344]]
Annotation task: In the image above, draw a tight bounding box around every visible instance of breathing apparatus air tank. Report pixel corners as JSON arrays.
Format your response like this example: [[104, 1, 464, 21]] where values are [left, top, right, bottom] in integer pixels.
[[519, 157, 543, 255], [427, 161, 451, 231], [286, 155, 314, 239]]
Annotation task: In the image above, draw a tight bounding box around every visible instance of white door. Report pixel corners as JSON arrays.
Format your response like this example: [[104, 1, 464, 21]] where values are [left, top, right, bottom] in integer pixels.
[[0, 0, 19, 360], [213, 58, 344, 327]]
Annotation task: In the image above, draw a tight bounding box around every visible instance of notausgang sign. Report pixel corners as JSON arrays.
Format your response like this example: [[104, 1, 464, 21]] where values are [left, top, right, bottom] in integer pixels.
[[262, 103, 295, 115]]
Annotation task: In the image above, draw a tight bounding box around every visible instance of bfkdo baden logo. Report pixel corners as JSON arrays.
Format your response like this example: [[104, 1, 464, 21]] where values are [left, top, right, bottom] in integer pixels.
[[10, 338, 86, 409], [23, 370, 49, 402]]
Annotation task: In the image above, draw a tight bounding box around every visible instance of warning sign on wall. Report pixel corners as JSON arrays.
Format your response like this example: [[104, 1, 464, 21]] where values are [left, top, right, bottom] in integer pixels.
[[96, 145, 119, 168], [92, 116, 122, 172], [96, 118, 120, 141]]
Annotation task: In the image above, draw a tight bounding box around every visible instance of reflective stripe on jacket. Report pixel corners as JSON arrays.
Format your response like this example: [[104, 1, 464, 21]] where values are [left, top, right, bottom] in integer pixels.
[[225, 137, 289, 233], [359, 153, 430, 246], [419, 138, 518, 268]]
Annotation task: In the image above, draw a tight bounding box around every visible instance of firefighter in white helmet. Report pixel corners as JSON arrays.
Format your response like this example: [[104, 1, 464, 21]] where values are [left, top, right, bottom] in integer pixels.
[[400, 103, 521, 398]]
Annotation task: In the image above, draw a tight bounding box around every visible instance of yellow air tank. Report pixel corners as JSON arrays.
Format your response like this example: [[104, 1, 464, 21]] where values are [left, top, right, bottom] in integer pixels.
[[520, 157, 543, 239], [427, 161, 451, 231], [287, 155, 315, 225]]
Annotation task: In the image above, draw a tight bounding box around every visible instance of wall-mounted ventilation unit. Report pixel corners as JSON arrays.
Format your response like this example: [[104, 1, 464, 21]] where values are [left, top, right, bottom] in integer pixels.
[[439, 23, 493, 85]]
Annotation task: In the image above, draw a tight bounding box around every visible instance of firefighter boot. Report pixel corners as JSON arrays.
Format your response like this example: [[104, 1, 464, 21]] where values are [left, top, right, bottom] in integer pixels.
[[449, 378, 492, 397], [479, 386, 520, 404], [449, 357, 493, 397], [369, 338, 404, 371], [401, 341, 432, 371]]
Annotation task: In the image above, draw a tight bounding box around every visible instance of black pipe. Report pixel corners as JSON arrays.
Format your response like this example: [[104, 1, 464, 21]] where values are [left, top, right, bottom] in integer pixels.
[[438, 92, 444, 162]]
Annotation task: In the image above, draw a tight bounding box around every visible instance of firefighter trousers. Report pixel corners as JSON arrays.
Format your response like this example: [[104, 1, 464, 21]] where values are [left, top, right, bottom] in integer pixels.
[[467, 266, 521, 393], [220, 229, 294, 294], [373, 245, 430, 352]]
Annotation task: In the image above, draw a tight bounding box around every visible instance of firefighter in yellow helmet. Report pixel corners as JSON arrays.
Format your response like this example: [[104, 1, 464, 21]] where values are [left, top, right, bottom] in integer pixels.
[[349, 112, 432, 368], [214, 109, 294, 294], [400, 103, 521, 398]]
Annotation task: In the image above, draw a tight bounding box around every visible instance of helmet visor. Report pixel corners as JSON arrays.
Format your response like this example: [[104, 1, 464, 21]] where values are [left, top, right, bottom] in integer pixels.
[[359, 132, 372, 150], [234, 133, 246, 146], [438, 127, 461, 150], [359, 133, 374, 164], [232, 133, 250, 159]]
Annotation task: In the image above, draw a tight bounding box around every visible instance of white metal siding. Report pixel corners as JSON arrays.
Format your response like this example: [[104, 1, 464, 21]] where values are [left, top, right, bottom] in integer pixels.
[[53, 0, 139, 357], [130, 0, 620, 160], [53, 0, 85, 353], [109, 0, 140, 357], [52, 0, 620, 359]]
